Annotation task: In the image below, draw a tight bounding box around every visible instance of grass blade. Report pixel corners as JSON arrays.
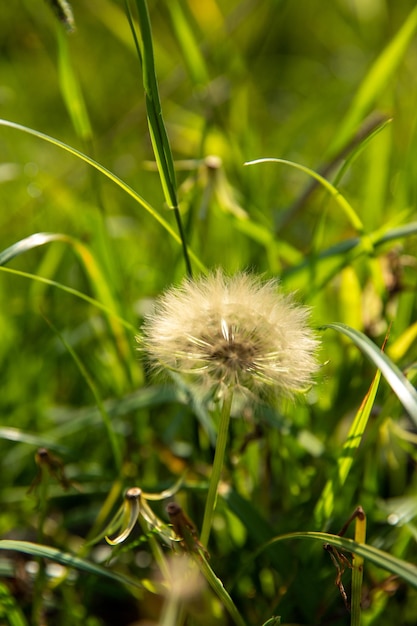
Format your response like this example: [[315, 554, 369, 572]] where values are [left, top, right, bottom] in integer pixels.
[[0, 427, 68, 454], [129, 0, 192, 276], [323, 323, 417, 424], [0, 119, 205, 273], [0, 539, 140, 588]]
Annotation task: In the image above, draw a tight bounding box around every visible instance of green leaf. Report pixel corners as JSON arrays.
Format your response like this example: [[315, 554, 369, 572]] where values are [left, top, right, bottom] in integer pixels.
[[323, 323, 417, 425]]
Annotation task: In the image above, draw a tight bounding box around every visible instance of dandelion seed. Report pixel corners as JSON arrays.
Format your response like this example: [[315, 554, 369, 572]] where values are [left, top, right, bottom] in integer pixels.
[[140, 270, 319, 401]]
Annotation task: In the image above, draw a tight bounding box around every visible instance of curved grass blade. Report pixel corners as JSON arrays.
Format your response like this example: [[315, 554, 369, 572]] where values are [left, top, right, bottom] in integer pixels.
[[245, 158, 364, 233], [0, 119, 205, 273], [262, 531, 417, 590], [323, 323, 417, 424], [0, 540, 141, 588], [0, 265, 135, 333], [0, 232, 62, 266], [0, 427, 68, 455], [315, 369, 381, 524]]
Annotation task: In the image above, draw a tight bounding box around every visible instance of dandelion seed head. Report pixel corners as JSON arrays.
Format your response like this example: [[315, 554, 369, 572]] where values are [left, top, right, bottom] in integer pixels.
[[139, 271, 320, 401]]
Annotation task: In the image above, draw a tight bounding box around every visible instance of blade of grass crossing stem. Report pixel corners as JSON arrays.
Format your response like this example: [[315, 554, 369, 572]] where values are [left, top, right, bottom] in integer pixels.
[[314, 369, 381, 525], [351, 509, 367, 626], [0, 120, 205, 273], [323, 323, 417, 425], [129, 0, 192, 276]]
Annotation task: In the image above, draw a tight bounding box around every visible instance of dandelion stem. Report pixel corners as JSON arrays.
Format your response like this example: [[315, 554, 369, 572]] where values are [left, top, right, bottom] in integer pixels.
[[200, 390, 234, 547]]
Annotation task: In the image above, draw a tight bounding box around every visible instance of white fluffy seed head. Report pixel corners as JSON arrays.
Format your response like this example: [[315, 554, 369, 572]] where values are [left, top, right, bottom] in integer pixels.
[[139, 271, 320, 402]]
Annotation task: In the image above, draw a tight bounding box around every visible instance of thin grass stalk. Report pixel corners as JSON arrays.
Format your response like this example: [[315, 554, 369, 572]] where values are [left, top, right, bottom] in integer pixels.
[[200, 390, 234, 547]]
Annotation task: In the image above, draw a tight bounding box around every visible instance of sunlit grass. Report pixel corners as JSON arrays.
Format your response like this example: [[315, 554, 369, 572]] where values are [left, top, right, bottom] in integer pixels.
[[0, 1, 417, 625]]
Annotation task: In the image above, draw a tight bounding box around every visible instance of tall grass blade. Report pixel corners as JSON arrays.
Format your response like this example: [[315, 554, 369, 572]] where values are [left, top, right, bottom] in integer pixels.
[[197, 552, 247, 626], [129, 0, 192, 276]]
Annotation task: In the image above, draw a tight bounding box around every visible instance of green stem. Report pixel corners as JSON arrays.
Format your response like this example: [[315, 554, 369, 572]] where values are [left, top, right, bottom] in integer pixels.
[[200, 391, 233, 547]]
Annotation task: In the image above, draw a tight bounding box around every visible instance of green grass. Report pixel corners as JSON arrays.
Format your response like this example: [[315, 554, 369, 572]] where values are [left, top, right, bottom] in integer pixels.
[[1, 1, 417, 624]]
